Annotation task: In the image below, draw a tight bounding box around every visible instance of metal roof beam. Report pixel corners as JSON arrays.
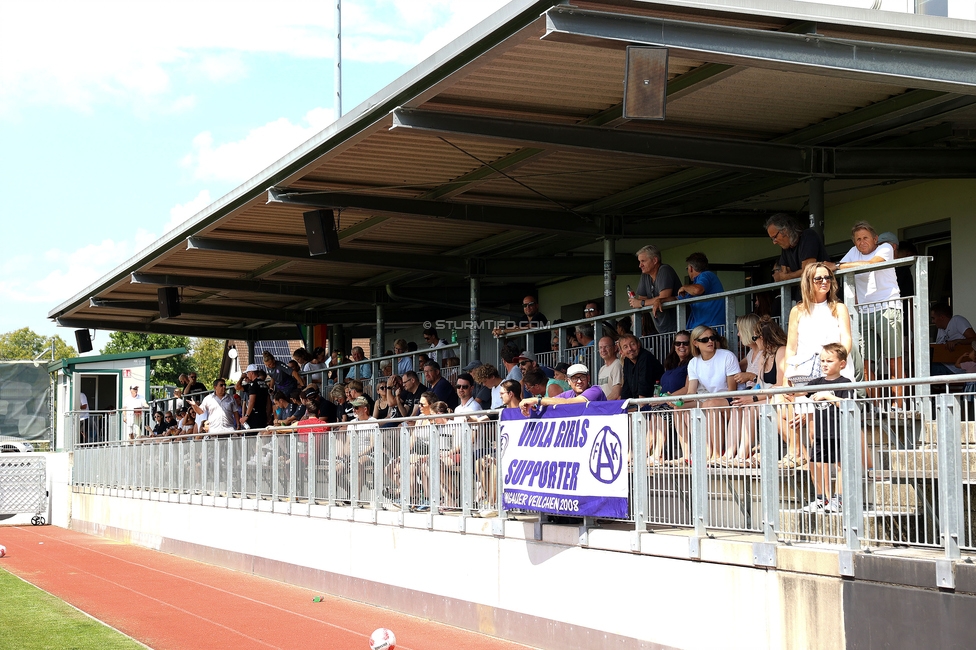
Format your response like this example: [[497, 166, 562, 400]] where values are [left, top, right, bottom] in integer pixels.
[[131, 272, 378, 303], [268, 189, 599, 236], [56, 317, 298, 342], [392, 108, 817, 176], [542, 7, 976, 96], [393, 108, 976, 180], [186, 237, 631, 277], [88, 299, 445, 326]]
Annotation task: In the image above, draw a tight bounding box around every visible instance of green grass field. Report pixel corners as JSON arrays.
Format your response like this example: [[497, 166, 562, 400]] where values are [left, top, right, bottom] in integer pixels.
[[0, 567, 145, 650]]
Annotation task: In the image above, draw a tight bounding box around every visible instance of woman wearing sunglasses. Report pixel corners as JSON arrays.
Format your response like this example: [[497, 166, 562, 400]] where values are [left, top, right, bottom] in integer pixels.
[[648, 331, 692, 464], [727, 315, 789, 466], [778, 263, 855, 469], [676, 326, 740, 463]]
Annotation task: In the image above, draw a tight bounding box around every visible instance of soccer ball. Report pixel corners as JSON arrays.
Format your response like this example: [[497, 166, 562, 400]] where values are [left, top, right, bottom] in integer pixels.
[[0, 545, 6, 558], [369, 628, 396, 650]]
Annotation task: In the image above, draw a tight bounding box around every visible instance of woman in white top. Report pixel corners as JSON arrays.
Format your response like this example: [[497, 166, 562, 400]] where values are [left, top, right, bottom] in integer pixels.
[[677, 325, 740, 463], [727, 315, 790, 466], [722, 314, 762, 465], [777, 263, 853, 468]]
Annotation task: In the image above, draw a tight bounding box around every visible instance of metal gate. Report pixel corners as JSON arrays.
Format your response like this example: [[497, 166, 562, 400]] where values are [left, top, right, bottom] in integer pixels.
[[0, 455, 48, 525]]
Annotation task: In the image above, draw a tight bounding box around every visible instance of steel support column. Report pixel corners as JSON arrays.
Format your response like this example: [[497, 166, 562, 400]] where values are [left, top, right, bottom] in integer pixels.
[[809, 177, 825, 240], [470, 277, 481, 362], [603, 238, 616, 317], [375, 304, 385, 361]]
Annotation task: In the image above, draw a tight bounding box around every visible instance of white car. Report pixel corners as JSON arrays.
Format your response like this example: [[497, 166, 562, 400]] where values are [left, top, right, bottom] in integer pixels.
[[0, 439, 34, 453]]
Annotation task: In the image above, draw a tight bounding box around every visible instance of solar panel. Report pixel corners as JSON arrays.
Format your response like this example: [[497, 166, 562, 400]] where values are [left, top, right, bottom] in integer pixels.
[[254, 341, 293, 363]]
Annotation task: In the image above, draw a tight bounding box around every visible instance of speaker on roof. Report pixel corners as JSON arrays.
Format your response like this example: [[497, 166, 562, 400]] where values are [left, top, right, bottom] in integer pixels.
[[304, 209, 340, 255], [623, 46, 668, 121], [74, 329, 93, 354], [158, 287, 181, 320]]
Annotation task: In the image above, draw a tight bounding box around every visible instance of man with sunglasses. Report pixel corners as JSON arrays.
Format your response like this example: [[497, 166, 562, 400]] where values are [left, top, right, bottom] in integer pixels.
[[189, 378, 238, 435], [453, 373, 481, 415], [492, 294, 550, 352], [766, 213, 828, 283], [519, 363, 605, 414], [618, 334, 665, 400]]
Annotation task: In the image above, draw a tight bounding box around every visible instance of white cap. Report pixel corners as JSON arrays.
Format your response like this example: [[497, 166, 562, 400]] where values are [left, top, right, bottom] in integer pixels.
[[567, 363, 589, 377], [245, 364, 259, 373]]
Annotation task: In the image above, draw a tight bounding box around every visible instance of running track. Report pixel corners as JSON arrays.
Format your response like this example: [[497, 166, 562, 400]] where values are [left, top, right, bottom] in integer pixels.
[[0, 526, 535, 650]]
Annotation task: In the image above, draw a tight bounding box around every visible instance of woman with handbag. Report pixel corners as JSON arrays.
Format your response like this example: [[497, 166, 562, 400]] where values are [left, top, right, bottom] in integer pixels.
[[777, 263, 853, 468]]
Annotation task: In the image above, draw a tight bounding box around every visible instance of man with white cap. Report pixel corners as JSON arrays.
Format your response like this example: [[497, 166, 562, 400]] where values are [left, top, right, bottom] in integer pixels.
[[519, 363, 605, 414], [241, 364, 270, 429]]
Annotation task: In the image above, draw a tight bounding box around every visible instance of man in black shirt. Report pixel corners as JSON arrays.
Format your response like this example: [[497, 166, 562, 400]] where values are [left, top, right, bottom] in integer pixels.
[[766, 213, 829, 283], [618, 334, 665, 400], [492, 294, 549, 352], [185, 372, 208, 398], [241, 364, 269, 429], [390, 371, 425, 419]]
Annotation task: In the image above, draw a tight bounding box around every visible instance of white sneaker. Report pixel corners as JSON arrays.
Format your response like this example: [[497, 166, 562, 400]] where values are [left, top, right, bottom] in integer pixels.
[[825, 496, 842, 513], [479, 508, 499, 518], [799, 498, 826, 513]]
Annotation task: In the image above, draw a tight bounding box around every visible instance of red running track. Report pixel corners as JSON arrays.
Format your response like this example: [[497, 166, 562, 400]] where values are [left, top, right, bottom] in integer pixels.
[[0, 526, 535, 650]]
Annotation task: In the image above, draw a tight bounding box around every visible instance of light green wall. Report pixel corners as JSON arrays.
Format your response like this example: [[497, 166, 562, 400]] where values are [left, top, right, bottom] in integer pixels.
[[540, 180, 975, 322]]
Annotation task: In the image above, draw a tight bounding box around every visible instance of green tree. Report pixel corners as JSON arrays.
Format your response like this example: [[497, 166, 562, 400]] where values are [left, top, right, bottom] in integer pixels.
[[101, 332, 193, 386], [189, 338, 224, 386], [0, 327, 77, 361]]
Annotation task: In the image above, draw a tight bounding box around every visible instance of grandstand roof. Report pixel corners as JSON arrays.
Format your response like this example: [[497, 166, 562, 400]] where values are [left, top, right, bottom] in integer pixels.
[[48, 0, 976, 338]]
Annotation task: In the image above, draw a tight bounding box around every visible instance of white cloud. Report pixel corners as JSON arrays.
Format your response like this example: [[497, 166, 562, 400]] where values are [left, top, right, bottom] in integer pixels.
[[0, 0, 511, 116], [182, 107, 336, 183], [164, 190, 213, 234], [2, 230, 155, 306]]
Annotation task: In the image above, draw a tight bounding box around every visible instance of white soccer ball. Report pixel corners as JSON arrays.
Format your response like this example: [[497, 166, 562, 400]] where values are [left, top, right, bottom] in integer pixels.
[[369, 628, 396, 650], [0, 545, 6, 558]]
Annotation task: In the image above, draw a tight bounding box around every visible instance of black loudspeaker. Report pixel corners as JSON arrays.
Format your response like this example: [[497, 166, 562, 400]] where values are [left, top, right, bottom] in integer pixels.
[[304, 209, 340, 255], [74, 329, 93, 354], [623, 46, 668, 120], [158, 287, 181, 319]]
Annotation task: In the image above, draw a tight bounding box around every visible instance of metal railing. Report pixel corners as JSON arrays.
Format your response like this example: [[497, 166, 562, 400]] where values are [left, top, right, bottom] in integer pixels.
[[300, 343, 465, 398], [71, 371, 976, 558], [495, 256, 928, 391]]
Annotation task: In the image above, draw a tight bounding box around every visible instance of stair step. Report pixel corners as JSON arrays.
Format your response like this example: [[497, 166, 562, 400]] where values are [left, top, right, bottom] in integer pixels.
[[922, 421, 976, 445]]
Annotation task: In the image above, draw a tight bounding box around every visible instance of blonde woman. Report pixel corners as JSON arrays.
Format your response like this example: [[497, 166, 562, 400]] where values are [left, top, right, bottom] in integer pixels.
[[728, 316, 789, 466], [778, 263, 853, 468], [675, 325, 739, 463]]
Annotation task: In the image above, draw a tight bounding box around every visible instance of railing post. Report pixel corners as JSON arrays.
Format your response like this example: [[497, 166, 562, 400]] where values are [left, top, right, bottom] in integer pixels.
[[913, 256, 931, 410], [350, 428, 360, 505], [213, 437, 221, 499], [289, 432, 298, 507], [239, 435, 247, 504], [759, 404, 780, 543], [430, 423, 441, 515], [724, 296, 736, 342], [307, 430, 317, 503], [461, 422, 474, 519], [633, 312, 643, 339], [201, 438, 209, 497], [373, 428, 383, 512], [690, 407, 708, 539], [937, 393, 964, 559], [779, 284, 791, 326], [631, 411, 648, 535], [328, 430, 337, 504], [676, 303, 687, 332], [271, 433, 280, 503], [400, 424, 410, 513], [557, 326, 567, 364], [842, 271, 859, 350], [839, 400, 863, 551], [497, 422, 506, 519]]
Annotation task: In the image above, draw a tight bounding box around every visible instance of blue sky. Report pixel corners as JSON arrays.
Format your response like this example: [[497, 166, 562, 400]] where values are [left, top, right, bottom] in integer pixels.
[[0, 0, 507, 342]]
